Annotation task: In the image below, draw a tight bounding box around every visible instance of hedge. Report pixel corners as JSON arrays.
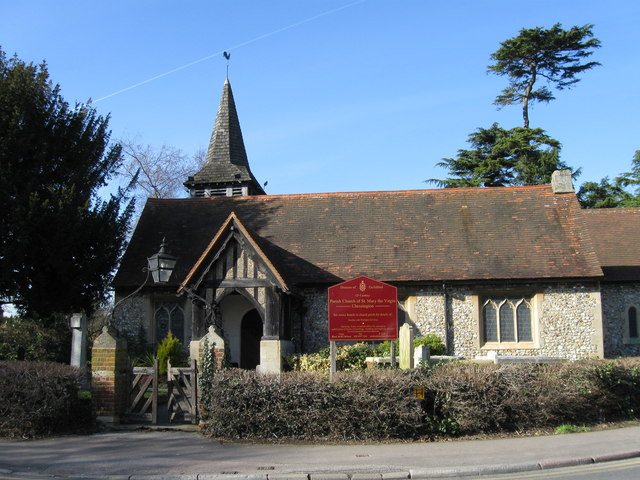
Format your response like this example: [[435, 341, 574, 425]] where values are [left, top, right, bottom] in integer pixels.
[[202, 369, 427, 440], [0, 361, 94, 438], [424, 359, 640, 434], [201, 359, 640, 441]]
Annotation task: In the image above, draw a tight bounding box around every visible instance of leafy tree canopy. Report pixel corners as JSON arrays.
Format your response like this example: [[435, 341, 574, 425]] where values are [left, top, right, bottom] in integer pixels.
[[0, 48, 134, 323], [578, 151, 640, 208], [488, 23, 601, 128], [430, 123, 573, 188]]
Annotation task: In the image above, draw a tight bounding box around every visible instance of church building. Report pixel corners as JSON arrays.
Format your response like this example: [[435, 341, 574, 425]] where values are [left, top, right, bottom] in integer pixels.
[[112, 79, 640, 372]]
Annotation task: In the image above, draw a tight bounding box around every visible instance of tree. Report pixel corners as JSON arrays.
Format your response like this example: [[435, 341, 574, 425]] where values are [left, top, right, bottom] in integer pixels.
[[577, 178, 631, 208], [430, 123, 571, 188], [0, 48, 134, 322], [578, 150, 640, 208], [618, 150, 640, 200], [488, 23, 601, 128], [120, 138, 205, 202]]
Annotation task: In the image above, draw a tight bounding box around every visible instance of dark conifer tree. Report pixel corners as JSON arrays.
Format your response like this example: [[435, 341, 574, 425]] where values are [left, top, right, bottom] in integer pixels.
[[0, 48, 134, 322]]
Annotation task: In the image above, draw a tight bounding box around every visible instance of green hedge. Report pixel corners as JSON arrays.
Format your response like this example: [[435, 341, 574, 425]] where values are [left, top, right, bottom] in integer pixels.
[[0, 361, 94, 438], [201, 359, 640, 441]]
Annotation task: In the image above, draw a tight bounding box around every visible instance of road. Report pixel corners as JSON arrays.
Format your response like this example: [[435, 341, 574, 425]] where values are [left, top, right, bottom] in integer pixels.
[[441, 458, 640, 480], [2, 459, 640, 479], [1, 426, 639, 479]]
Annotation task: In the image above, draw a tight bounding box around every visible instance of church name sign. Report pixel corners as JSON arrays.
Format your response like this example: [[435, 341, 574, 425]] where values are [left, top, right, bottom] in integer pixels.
[[328, 276, 398, 341]]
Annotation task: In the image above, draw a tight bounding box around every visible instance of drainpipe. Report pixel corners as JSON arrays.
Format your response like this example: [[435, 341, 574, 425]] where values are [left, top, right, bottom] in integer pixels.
[[442, 282, 451, 355]]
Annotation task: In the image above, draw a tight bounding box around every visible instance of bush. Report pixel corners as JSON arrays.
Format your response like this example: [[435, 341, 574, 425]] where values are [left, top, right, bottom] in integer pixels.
[[286, 343, 375, 372], [200, 358, 640, 441], [0, 361, 93, 438], [285, 352, 330, 372], [373, 334, 446, 356], [202, 369, 427, 441], [424, 359, 640, 435], [156, 332, 185, 376], [372, 339, 397, 356], [414, 334, 446, 356], [0, 316, 71, 363]]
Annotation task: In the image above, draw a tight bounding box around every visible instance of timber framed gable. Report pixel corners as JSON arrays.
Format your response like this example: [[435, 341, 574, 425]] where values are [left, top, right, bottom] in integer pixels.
[[179, 212, 290, 340]]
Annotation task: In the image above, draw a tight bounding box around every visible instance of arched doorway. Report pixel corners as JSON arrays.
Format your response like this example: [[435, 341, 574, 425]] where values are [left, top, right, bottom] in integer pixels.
[[240, 309, 262, 369], [219, 293, 264, 369]]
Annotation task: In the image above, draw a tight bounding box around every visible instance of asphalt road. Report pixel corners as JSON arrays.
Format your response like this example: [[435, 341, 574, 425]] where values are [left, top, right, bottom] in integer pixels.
[[0, 424, 639, 479], [454, 458, 640, 480]]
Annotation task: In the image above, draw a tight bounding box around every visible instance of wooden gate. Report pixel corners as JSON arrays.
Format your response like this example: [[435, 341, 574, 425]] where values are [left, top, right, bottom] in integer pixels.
[[167, 360, 198, 424], [125, 358, 159, 424], [124, 358, 198, 425]]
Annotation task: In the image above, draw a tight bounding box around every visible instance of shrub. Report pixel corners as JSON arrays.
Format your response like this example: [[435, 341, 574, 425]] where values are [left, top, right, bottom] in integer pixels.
[[373, 339, 397, 356], [156, 332, 185, 376], [0, 316, 71, 363], [0, 361, 93, 438], [373, 334, 446, 356], [336, 343, 374, 371], [202, 369, 427, 441], [285, 352, 329, 372], [425, 359, 640, 435], [199, 358, 640, 441], [286, 343, 375, 372], [414, 334, 446, 356]]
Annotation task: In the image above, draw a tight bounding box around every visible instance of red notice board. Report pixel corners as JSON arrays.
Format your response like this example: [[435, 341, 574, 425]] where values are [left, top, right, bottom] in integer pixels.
[[328, 276, 398, 341]]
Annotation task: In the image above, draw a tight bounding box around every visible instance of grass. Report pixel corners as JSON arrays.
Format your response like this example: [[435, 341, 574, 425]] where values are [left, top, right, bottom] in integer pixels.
[[555, 424, 592, 435]]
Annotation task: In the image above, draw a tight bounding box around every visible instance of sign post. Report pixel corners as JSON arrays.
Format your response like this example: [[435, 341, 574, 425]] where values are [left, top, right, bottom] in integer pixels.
[[328, 276, 398, 379]]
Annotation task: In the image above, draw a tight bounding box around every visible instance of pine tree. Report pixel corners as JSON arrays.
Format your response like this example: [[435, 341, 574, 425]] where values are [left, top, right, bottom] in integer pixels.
[[488, 23, 601, 128]]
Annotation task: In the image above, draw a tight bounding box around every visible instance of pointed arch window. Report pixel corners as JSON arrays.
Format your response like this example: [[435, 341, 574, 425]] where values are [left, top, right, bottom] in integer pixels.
[[625, 305, 640, 344], [481, 297, 533, 345], [154, 302, 185, 345]]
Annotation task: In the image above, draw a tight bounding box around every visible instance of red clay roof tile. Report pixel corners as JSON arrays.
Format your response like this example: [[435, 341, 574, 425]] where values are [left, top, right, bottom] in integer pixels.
[[114, 185, 604, 289]]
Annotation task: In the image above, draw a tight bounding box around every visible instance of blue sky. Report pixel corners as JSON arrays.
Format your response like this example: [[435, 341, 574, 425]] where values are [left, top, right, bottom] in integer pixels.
[[2, 0, 639, 196]]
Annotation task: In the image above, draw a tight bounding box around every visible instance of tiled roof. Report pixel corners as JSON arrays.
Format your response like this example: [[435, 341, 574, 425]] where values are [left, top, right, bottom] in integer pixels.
[[582, 208, 640, 281], [184, 79, 265, 194], [113, 185, 603, 289]]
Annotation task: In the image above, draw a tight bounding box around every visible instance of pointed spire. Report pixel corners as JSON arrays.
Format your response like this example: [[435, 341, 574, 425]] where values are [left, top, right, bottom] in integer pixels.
[[185, 79, 265, 197]]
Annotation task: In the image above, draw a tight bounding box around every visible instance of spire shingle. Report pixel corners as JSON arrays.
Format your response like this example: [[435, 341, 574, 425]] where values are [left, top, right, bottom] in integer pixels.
[[185, 79, 265, 196]]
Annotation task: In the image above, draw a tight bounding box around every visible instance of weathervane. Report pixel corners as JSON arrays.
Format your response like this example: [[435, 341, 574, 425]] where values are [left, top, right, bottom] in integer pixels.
[[223, 51, 231, 78]]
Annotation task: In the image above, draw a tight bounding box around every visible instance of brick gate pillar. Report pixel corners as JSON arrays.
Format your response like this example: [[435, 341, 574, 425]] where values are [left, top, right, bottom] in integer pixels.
[[91, 325, 128, 424]]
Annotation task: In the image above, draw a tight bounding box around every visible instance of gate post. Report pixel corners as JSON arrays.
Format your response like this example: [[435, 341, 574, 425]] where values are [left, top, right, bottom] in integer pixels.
[[194, 326, 226, 368], [70, 313, 87, 368], [91, 325, 128, 424]]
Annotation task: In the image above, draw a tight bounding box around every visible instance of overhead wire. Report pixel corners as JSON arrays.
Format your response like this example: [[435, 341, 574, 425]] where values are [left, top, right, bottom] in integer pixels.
[[93, 0, 366, 104]]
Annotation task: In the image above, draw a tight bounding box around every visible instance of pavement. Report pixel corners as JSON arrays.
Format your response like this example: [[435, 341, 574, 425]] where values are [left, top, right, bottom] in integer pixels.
[[0, 424, 639, 480]]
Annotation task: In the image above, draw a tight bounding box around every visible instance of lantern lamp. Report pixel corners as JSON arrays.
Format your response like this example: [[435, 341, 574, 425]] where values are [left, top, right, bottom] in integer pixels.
[[147, 239, 177, 283]]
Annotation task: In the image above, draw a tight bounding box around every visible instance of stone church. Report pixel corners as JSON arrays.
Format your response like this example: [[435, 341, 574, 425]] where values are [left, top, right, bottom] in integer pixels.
[[113, 78, 640, 372]]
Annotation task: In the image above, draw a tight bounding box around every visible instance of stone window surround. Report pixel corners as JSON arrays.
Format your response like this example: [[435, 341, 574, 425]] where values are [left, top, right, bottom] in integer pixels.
[[623, 304, 640, 345], [473, 291, 543, 350]]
